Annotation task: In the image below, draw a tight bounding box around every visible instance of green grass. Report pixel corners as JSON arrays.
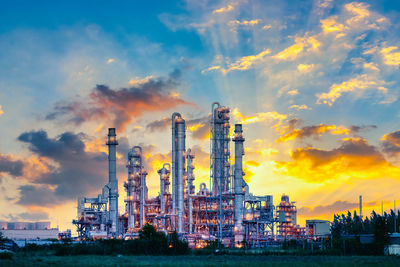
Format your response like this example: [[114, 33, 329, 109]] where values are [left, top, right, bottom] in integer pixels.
[[1, 254, 400, 267]]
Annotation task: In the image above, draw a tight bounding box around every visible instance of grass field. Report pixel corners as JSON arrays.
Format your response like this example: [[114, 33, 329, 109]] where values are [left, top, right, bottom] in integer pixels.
[[1, 254, 400, 266]]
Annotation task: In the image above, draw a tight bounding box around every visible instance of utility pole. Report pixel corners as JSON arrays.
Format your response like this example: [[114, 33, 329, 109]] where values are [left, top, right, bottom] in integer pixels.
[[395, 200, 397, 233]]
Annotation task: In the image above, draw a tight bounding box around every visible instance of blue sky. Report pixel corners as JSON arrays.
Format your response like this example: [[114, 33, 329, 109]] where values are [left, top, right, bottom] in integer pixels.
[[1, 0, 400, 231]]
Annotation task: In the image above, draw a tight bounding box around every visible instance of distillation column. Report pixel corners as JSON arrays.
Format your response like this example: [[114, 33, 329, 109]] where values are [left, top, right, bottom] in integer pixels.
[[211, 102, 231, 196], [172, 113, 186, 233], [158, 163, 171, 216], [125, 149, 135, 230], [233, 124, 245, 243], [106, 128, 119, 236], [125, 146, 147, 230], [186, 148, 195, 233]]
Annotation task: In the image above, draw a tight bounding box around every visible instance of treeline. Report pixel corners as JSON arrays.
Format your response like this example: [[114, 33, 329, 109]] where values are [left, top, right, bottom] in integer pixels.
[[331, 210, 399, 255], [23, 224, 189, 256]]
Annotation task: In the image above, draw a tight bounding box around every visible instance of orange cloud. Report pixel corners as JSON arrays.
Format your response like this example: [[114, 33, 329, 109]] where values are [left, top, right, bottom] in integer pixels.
[[277, 124, 350, 143], [380, 46, 400, 66], [287, 90, 299, 96], [275, 138, 400, 182], [0, 105, 3, 116], [232, 108, 288, 126], [320, 16, 347, 33], [297, 63, 314, 73], [213, 4, 234, 14], [46, 71, 193, 131], [316, 74, 387, 106], [222, 49, 271, 73], [274, 35, 320, 61], [289, 104, 311, 111]]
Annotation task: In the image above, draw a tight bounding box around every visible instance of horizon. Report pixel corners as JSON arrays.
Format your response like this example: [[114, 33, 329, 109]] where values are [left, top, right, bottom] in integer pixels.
[[1, 0, 400, 233]]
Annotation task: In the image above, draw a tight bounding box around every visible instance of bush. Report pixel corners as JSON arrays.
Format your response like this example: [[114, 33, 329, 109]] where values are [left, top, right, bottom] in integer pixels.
[[0, 252, 13, 260]]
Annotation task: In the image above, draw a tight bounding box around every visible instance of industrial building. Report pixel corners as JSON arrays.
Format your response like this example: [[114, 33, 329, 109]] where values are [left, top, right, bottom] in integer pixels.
[[305, 220, 330, 239], [73, 102, 324, 247], [0, 221, 59, 240]]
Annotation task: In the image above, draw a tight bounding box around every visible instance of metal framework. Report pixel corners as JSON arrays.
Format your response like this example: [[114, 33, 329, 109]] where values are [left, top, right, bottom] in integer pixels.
[[73, 103, 279, 247]]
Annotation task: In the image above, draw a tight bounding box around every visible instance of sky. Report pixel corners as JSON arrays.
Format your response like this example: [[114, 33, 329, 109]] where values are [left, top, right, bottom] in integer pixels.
[[1, 0, 400, 232]]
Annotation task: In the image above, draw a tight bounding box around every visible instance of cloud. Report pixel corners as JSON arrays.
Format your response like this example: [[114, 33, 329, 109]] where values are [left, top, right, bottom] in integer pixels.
[[4, 210, 50, 221], [381, 130, 400, 156], [297, 64, 314, 73], [289, 104, 311, 111], [144, 114, 210, 140], [277, 124, 350, 143], [206, 49, 271, 74], [380, 46, 400, 67], [46, 69, 192, 131], [228, 19, 260, 26], [262, 25, 272, 30], [320, 16, 347, 34], [298, 200, 376, 217], [146, 117, 170, 132], [273, 35, 320, 61], [287, 90, 299, 96], [16, 130, 129, 206], [0, 154, 24, 177], [316, 74, 387, 106], [213, 4, 234, 14], [106, 58, 115, 64], [0, 105, 3, 116], [275, 138, 399, 182], [232, 108, 288, 126]]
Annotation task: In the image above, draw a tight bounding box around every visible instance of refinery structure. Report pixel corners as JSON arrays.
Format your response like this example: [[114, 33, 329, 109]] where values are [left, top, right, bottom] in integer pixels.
[[72, 102, 328, 247]]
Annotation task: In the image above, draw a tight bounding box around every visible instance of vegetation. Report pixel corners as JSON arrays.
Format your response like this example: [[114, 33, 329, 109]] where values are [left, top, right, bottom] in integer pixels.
[[331, 210, 397, 255], [18, 223, 189, 256], [2, 255, 400, 267]]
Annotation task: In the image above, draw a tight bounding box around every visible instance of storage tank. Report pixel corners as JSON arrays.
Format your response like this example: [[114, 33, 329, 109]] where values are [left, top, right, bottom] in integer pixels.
[[13, 222, 27, 230], [0, 222, 7, 230], [35, 222, 50, 230]]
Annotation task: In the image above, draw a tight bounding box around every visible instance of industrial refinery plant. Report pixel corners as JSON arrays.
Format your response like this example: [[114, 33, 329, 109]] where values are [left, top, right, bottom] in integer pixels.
[[72, 102, 328, 247]]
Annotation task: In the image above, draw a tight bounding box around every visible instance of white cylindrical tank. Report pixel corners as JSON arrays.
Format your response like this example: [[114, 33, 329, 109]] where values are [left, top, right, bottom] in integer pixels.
[[0, 222, 7, 230], [35, 222, 50, 230]]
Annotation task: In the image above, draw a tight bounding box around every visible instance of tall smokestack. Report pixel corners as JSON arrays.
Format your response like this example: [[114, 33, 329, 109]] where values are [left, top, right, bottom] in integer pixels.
[[233, 124, 245, 243], [172, 113, 186, 233], [107, 128, 119, 236], [359, 195, 362, 218], [176, 117, 186, 233]]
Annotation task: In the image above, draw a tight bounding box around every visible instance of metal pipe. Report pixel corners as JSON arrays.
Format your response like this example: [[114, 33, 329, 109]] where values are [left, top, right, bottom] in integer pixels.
[[171, 113, 181, 218], [176, 117, 186, 233], [186, 148, 195, 233], [233, 124, 245, 242], [158, 163, 171, 216], [106, 128, 119, 236], [132, 146, 147, 229], [125, 148, 135, 230]]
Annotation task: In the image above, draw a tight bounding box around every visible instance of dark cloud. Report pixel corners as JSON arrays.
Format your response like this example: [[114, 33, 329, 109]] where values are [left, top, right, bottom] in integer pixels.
[[17, 130, 118, 206], [350, 125, 377, 133], [382, 130, 400, 156], [298, 200, 377, 217], [146, 117, 170, 132], [187, 115, 210, 140], [4, 210, 50, 221], [145, 114, 210, 140], [278, 122, 377, 143], [0, 154, 24, 177], [291, 138, 385, 168], [275, 138, 389, 182], [46, 69, 192, 131]]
